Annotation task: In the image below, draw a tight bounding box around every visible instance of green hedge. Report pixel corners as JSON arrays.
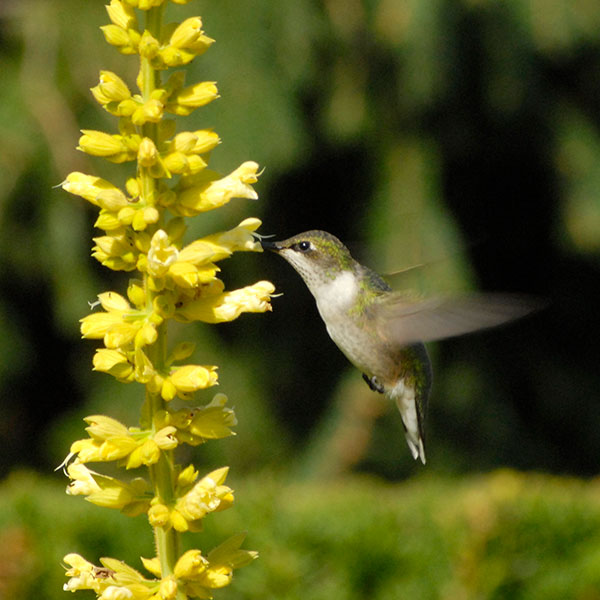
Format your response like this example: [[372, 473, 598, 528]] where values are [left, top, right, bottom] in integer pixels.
[[1, 469, 600, 599]]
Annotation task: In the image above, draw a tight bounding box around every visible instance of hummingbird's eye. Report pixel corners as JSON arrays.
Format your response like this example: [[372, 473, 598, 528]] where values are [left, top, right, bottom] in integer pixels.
[[295, 241, 312, 252]]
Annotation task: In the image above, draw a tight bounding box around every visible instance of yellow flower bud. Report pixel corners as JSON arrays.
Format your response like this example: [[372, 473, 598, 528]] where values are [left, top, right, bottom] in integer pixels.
[[106, 0, 138, 30], [93, 349, 135, 381], [159, 577, 178, 600], [160, 378, 178, 402], [137, 137, 158, 167], [191, 129, 220, 154], [95, 212, 122, 232], [138, 30, 159, 59], [101, 24, 131, 48], [163, 151, 189, 174], [169, 365, 219, 393], [98, 291, 131, 312], [91, 70, 131, 105], [166, 82, 218, 116], [148, 502, 170, 527], [84, 414, 129, 440], [127, 279, 146, 308], [78, 130, 125, 157], [174, 549, 208, 579]]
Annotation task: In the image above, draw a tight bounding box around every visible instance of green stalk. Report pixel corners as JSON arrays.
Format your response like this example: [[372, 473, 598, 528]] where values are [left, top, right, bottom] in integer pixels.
[[140, 7, 185, 597]]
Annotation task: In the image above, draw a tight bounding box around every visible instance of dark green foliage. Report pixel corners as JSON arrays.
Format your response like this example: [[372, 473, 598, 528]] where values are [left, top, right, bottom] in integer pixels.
[[2, 470, 600, 599]]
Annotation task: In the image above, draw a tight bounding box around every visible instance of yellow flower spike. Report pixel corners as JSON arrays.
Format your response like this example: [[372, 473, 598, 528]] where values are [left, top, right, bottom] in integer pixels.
[[92, 70, 132, 104], [174, 549, 209, 579], [166, 81, 219, 116], [106, 0, 138, 30], [169, 364, 219, 394]]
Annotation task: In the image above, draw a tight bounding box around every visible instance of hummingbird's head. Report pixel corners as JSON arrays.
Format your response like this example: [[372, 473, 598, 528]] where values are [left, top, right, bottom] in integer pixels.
[[262, 230, 356, 291]]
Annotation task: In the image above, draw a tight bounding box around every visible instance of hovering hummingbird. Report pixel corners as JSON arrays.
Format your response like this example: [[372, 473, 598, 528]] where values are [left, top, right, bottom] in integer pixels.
[[262, 230, 534, 464]]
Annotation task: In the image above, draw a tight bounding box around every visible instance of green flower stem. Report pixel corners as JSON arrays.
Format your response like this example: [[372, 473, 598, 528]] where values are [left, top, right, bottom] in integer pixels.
[[141, 7, 184, 595]]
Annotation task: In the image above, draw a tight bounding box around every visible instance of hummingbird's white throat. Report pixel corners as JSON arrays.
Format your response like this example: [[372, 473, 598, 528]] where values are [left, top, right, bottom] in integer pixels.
[[312, 270, 359, 319]]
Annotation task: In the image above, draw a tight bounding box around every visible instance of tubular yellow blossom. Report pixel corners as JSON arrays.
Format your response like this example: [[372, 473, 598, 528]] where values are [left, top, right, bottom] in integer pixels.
[[175, 280, 275, 323], [176, 161, 260, 215], [62, 172, 128, 210]]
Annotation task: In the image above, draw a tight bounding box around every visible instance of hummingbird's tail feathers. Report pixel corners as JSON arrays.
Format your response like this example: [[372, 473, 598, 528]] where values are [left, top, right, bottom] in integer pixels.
[[388, 379, 427, 464], [376, 293, 540, 347]]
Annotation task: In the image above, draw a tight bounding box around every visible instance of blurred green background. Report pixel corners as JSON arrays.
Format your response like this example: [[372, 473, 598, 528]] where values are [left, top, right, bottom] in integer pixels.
[[1, 0, 600, 598]]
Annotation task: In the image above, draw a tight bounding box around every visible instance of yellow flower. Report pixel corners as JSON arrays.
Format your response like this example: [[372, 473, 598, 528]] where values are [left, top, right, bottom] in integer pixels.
[[166, 81, 219, 116], [78, 130, 140, 163], [93, 348, 135, 382], [175, 280, 275, 323], [91, 70, 132, 104], [176, 161, 260, 215], [187, 393, 237, 440], [62, 172, 129, 211], [106, 0, 138, 31], [147, 230, 179, 277], [65, 463, 150, 513], [80, 291, 161, 350], [174, 466, 234, 525]]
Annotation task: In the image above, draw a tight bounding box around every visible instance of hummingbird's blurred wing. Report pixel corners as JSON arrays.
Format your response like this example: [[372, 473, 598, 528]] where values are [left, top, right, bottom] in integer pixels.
[[375, 294, 538, 347]]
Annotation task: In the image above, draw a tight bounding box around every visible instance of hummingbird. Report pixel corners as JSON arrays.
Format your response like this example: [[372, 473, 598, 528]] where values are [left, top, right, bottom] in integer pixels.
[[262, 230, 534, 464]]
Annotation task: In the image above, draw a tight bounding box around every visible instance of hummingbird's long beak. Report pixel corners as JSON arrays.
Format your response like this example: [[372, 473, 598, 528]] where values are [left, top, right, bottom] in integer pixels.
[[260, 239, 281, 251]]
